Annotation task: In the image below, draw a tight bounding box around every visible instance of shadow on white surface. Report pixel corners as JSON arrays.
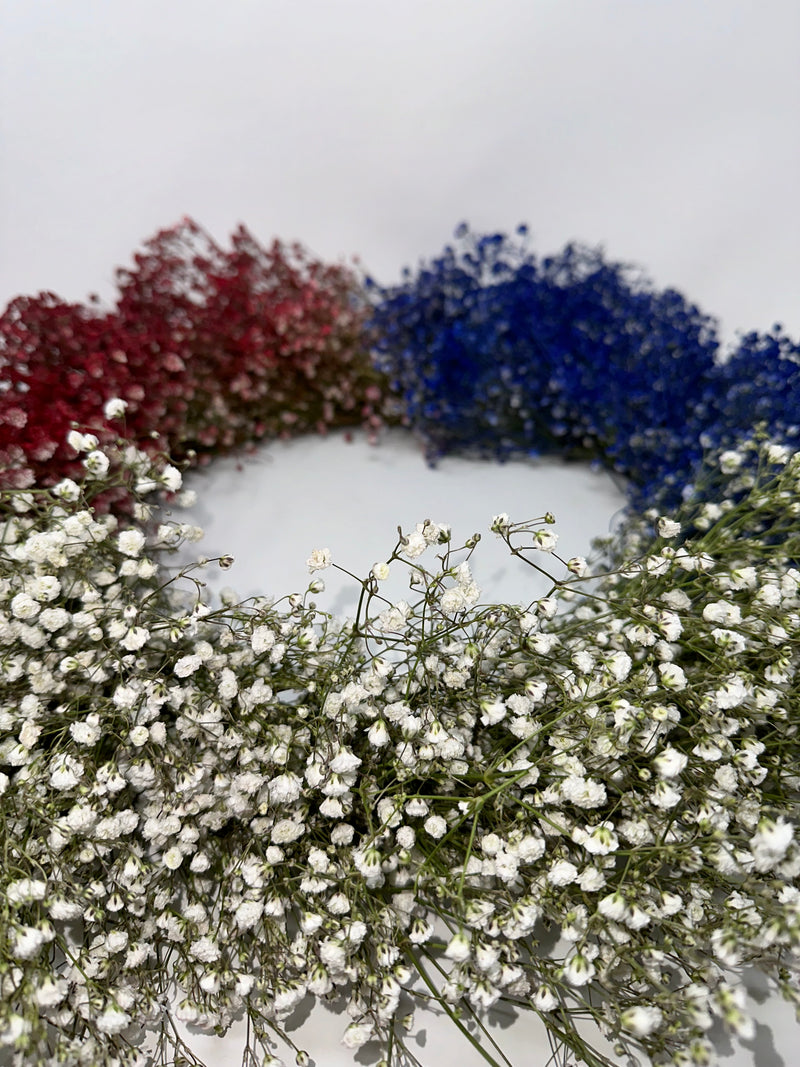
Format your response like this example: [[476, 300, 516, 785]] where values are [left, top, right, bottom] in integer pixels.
[[175, 969, 797, 1067], [178, 996, 610, 1067]]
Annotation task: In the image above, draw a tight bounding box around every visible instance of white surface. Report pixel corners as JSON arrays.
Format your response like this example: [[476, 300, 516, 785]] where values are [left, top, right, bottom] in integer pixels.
[[2, 1, 799, 343], [178, 999, 612, 1067], [175, 429, 627, 616], [177, 970, 797, 1067]]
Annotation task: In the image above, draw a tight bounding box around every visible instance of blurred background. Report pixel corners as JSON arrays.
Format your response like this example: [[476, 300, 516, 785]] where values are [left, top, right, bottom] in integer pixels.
[[1, 0, 798, 344]]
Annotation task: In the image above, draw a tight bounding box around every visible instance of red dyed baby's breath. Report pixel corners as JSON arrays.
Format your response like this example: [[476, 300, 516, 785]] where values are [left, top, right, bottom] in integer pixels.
[[0, 219, 393, 499]]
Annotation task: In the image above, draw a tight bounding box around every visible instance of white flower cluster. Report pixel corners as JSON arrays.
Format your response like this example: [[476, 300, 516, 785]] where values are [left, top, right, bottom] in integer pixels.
[[0, 433, 799, 1067]]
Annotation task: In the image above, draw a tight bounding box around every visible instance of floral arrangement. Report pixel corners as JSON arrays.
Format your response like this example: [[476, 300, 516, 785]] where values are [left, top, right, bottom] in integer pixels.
[[1, 224, 798, 1067], [0, 219, 393, 498], [366, 224, 800, 513]]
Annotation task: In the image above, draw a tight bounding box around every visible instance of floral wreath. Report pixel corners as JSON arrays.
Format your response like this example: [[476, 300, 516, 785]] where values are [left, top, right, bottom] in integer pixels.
[[1, 221, 799, 1067]]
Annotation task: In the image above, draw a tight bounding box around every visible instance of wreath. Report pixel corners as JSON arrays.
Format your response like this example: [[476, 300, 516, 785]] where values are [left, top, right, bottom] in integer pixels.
[[1, 221, 798, 1067]]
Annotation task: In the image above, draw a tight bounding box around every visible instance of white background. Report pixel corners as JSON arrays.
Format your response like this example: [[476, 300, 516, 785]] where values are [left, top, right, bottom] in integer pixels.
[[2, 2, 798, 1064], [1, 0, 798, 345]]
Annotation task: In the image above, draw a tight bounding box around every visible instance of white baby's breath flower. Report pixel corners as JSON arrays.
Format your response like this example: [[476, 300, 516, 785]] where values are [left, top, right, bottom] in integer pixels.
[[367, 719, 390, 746], [52, 477, 81, 501], [96, 1006, 131, 1034], [532, 985, 558, 1011], [371, 562, 390, 581], [7, 879, 47, 906], [67, 430, 99, 453], [271, 818, 305, 844], [28, 574, 61, 601], [0, 1015, 31, 1047], [755, 582, 782, 608], [621, 1005, 663, 1037], [715, 675, 748, 709], [562, 953, 595, 987], [513, 834, 545, 863], [103, 397, 128, 419], [268, 772, 303, 805], [480, 832, 502, 855], [395, 825, 415, 850], [573, 822, 618, 855], [536, 597, 558, 619], [719, 449, 744, 473], [533, 529, 558, 552], [116, 528, 146, 557], [330, 748, 361, 774], [702, 601, 741, 626], [657, 517, 681, 538], [161, 464, 183, 492], [174, 488, 197, 508], [598, 891, 628, 922], [651, 781, 682, 809], [423, 814, 448, 839], [105, 930, 129, 954], [11, 924, 54, 960], [603, 650, 632, 682], [444, 930, 472, 962], [306, 548, 332, 573], [34, 977, 68, 1008], [19, 721, 41, 749], [174, 654, 202, 677], [401, 531, 427, 559], [129, 725, 149, 747], [218, 667, 238, 702], [764, 442, 790, 464], [652, 746, 688, 779], [566, 555, 588, 576], [10, 593, 40, 620], [750, 818, 794, 872], [561, 776, 607, 809], [233, 900, 263, 932], [251, 625, 275, 654], [190, 936, 221, 963], [49, 755, 83, 790], [658, 662, 687, 691], [572, 650, 595, 674], [112, 683, 140, 708], [661, 588, 691, 610], [479, 698, 507, 726], [163, 847, 184, 870], [342, 1022, 372, 1049], [121, 625, 149, 651], [440, 587, 468, 613], [421, 519, 449, 543], [83, 450, 110, 477], [39, 607, 69, 632], [547, 860, 579, 886], [66, 802, 97, 833], [376, 600, 411, 632], [69, 716, 101, 746]]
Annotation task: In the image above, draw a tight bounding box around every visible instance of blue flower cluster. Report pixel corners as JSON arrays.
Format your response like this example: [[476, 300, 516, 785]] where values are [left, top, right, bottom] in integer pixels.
[[365, 225, 800, 513], [697, 327, 800, 452]]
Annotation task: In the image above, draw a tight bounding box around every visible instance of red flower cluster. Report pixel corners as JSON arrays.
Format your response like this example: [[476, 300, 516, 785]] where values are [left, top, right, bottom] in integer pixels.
[[0, 218, 393, 492]]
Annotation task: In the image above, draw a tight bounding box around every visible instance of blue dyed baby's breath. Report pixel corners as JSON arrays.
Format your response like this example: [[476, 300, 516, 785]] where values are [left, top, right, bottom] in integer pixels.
[[365, 224, 799, 513]]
